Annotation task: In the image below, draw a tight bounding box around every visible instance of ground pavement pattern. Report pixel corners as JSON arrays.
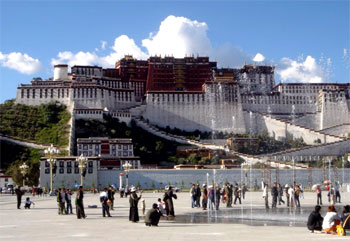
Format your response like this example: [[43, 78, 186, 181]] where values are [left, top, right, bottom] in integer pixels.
[[0, 191, 349, 241]]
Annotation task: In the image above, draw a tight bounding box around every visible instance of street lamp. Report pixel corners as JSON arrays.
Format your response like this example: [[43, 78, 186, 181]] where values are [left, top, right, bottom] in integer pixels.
[[76, 154, 88, 186], [123, 161, 132, 188], [19, 162, 29, 187], [44, 144, 60, 194]]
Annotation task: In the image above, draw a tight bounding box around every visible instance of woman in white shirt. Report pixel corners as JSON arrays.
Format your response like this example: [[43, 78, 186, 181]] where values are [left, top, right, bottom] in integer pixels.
[[322, 205, 340, 234], [288, 185, 295, 208]]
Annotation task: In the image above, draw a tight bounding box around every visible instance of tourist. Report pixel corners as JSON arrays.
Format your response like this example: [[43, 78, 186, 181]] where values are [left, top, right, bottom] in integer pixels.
[[129, 186, 142, 222], [335, 183, 341, 203], [233, 184, 241, 205], [215, 185, 221, 210], [262, 183, 269, 208], [288, 185, 295, 208], [145, 203, 162, 226], [157, 198, 166, 215], [316, 185, 322, 205], [278, 183, 285, 205], [100, 188, 112, 217], [307, 205, 323, 233], [76, 186, 86, 219], [271, 183, 278, 208], [163, 186, 177, 217], [202, 184, 208, 210], [341, 205, 350, 230], [56, 188, 63, 215], [24, 197, 35, 209], [299, 184, 304, 199], [61, 188, 67, 214], [65, 189, 73, 214], [195, 184, 201, 208], [107, 186, 115, 210], [208, 185, 215, 210], [285, 184, 290, 207], [225, 183, 232, 207], [329, 185, 336, 205], [15, 186, 24, 209], [120, 186, 125, 198], [242, 184, 247, 199], [294, 185, 301, 207], [322, 205, 340, 234], [190, 184, 196, 208]]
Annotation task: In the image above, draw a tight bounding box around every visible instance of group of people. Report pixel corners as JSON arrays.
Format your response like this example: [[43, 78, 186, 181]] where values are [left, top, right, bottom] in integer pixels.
[[263, 182, 303, 209], [56, 188, 74, 215], [307, 205, 350, 235], [190, 182, 246, 211]]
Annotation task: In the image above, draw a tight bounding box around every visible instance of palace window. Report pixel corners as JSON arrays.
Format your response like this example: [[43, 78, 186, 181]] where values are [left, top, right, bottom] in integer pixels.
[[67, 168, 72, 174], [74, 168, 79, 174]]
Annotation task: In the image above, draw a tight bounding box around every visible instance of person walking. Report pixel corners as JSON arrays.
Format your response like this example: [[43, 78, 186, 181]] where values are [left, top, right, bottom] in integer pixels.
[[65, 189, 73, 214], [195, 184, 201, 208], [262, 184, 269, 209], [208, 185, 214, 210], [233, 184, 241, 205], [76, 186, 86, 219], [61, 188, 67, 214], [15, 186, 24, 209], [202, 184, 208, 210], [215, 185, 221, 210], [100, 188, 112, 217], [107, 186, 115, 210], [225, 183, 232, 207], [190, 184, 196, 208], [316, 185, 322, 205], [129, 187, 142, 222], [163, 186, 177, 217], [278, 183, 285, 205], [335, 183, 341, 203], [242, 184, 247, 200], [56, 188, 64, 215], [271, 183, 278, 208], [285, 184, 290, 207]]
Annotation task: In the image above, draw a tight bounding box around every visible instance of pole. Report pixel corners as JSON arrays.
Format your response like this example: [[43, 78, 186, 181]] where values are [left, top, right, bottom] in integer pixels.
[[126, 173, 129, 188], [81, 170, 84, 186], [50, 162, 53, 193]]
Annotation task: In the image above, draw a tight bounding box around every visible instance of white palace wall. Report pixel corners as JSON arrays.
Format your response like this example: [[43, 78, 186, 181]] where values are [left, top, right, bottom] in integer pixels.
[[143, 92, 247, 133]]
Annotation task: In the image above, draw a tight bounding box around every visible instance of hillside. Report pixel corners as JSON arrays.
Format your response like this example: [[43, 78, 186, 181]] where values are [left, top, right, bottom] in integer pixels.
[[0, 100, 70, 147], [75, 115, 182, 165]]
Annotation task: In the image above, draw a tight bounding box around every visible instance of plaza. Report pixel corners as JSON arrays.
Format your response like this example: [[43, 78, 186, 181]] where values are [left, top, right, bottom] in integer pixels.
[[0, 191, 349, 241]]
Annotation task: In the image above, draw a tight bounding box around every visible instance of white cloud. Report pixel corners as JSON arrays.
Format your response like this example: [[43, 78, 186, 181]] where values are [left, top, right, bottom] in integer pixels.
[[51, 51, 101, 67], [101, 41, 107, 50], [51, 15, 255, 68], [142, 15, 211, 57], [277, 55, 327, 83], [253, 53, 265, 62], [0, 52, 42, 74]]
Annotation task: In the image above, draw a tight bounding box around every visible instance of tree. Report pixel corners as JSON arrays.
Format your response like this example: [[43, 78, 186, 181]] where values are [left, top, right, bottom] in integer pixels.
[[188, 153, 201, 165], [155, 141, 164, 153]]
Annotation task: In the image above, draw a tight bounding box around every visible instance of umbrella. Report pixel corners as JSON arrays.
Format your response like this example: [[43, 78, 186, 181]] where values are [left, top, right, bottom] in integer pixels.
[[312, 184, 321, 190]]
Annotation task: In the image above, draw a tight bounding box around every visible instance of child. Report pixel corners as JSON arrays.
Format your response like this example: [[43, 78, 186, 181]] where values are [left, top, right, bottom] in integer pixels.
[[24, 197, 35, 209]]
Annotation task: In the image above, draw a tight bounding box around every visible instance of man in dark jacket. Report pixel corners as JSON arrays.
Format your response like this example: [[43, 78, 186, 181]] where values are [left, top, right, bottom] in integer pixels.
[[307, 205, 323, 232], [15, 186, 24, 209], [76, 186, 86, 219], [271, 183, 279, 208], [107, 186, 115, 210], [195, 184, 201, 208], [145, 203, 162, 226]]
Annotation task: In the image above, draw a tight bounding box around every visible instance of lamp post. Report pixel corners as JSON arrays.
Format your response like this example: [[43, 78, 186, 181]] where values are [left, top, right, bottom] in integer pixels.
[[19, 163, 29, 187], [76, 154, 88, 186], [44, 144, 60, 194], [123, 161, 132, 189]]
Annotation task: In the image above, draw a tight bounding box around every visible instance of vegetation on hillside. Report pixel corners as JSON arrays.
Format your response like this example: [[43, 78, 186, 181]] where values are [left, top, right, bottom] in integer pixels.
[[75, 115, 181, 165], [1, 140, 41, 186], [0, 100, 70, 147]]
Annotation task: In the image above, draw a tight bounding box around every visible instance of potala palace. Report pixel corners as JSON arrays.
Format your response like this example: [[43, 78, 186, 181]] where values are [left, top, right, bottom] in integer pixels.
[[15, 56, 350, 158]]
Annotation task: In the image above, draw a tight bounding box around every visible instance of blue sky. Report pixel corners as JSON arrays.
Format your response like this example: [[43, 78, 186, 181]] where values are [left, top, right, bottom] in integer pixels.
[[0, 0, 349, 102]]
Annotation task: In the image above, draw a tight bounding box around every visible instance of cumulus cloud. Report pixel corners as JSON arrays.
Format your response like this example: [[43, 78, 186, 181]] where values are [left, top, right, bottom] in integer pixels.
[[0, 52, 42, 74], [277, 55, 328, 83], [142, 15, 211, 57], [51, 15, 256, 68], [51, 51, 101, 67], [253, 53, 265, 62]]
